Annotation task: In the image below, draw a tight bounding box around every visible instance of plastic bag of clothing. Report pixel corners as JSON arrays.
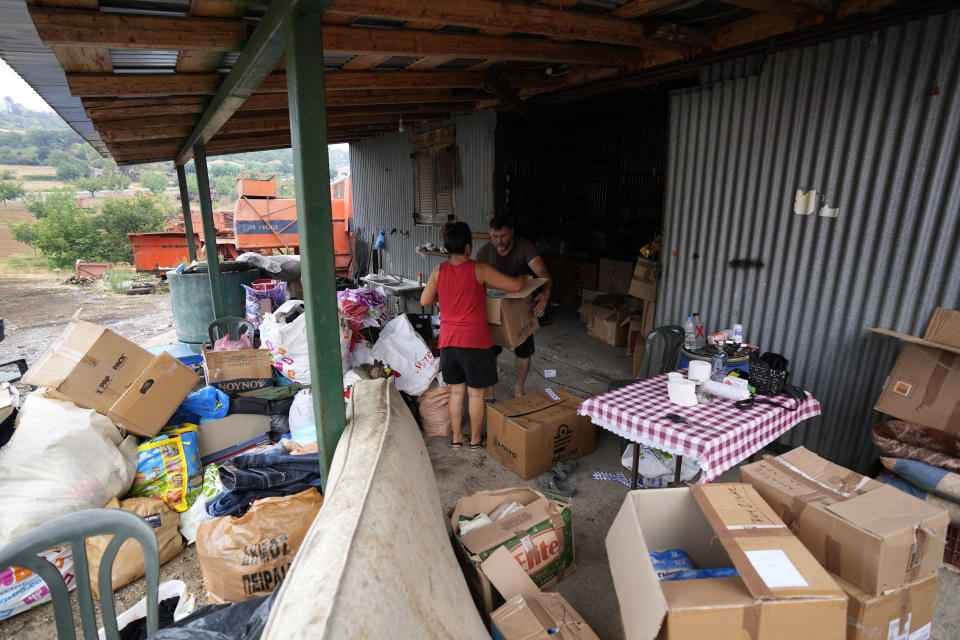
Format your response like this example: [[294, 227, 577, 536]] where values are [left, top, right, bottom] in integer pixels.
[[148, 590, 277, 640], [242, 282, 287, 328], [0, 391, 138, 546], [130, 425, 203, 513], [213, 333, 253, 351], [260, 300, 311, 384], [336, 286, 387, 333], [196, 489, 323, 603], [370, 314, 440, 396], [170, 387, 230, 425]]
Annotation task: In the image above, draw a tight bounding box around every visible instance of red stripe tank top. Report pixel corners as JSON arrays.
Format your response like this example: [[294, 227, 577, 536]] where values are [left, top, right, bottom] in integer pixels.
[[437, 259, 492, 349]]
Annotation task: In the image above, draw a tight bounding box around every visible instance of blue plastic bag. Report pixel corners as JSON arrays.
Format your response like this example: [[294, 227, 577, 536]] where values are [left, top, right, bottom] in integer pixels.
[[170, 387, 229, 425]]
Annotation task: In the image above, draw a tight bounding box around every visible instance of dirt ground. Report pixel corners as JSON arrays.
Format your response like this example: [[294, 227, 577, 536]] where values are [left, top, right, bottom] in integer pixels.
[[0, 273, 209, 638]]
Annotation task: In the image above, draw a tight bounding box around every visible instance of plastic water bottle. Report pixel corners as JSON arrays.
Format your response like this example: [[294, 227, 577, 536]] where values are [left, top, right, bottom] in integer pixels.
[[693, 312, 705, 348], [711, 339, 728, 381], [683, 316, 696, 350], [733, 323, 743, 345]]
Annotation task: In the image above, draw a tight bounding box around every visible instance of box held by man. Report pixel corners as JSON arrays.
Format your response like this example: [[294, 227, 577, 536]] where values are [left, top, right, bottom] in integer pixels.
[[740, 446, 948, 595], [486, 278, 547, 349], [606, 483, 847, 640], [486, 388, 595, 480]]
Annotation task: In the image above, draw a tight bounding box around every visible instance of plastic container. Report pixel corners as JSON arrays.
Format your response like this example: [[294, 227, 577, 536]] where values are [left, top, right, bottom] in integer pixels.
[[168, 268, 261, 348], [711, 340, 728, 381], [693, 313, 705, 348], [683, 316, 696, 350]]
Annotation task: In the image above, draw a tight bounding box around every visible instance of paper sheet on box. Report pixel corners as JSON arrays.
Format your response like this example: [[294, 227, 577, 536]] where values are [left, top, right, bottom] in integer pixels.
[[744, 549, 808, 589]]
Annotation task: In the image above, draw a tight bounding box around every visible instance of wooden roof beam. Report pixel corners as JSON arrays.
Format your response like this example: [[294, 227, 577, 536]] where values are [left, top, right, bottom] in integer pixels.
[[721, 0, 819, 20], [325, 0, 696, 51], [610, 0, 682, 19]]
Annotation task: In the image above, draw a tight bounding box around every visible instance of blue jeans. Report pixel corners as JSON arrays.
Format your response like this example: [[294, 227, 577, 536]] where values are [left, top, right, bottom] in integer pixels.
[[206, 444, 322, 517]]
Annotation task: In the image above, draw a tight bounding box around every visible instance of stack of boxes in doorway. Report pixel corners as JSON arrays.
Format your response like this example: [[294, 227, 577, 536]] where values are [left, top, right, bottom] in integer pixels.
[[545, 255, 657, 377]]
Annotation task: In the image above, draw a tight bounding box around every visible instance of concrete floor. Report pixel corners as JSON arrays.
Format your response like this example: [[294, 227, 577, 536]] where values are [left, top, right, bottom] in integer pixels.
[[427, 309, 960, 640]]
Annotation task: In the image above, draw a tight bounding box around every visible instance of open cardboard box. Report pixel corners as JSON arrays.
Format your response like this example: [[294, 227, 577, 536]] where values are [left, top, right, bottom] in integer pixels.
[[22, 319, 199, 436], [485, 547, 600, 640], [740, 447, 948, 595], [486, 278, 547, 349], [866, 307, 960, 433], [606, 483, 848, 640], [201, 345, 274, 397], [451, 487, 575, 617]]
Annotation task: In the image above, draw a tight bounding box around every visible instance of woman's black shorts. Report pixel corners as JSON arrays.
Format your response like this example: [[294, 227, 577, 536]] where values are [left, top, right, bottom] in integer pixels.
[[439, 346, 498, 388]]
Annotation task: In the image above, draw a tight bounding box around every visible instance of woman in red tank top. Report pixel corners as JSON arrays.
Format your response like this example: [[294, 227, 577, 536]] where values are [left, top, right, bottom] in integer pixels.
[[421, 222, 530, 450]]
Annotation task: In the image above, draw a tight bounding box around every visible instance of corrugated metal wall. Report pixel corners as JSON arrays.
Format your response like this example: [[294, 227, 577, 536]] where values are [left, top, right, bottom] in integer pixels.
[[350, 110, 496, 281], [658, 10, 960, 471]]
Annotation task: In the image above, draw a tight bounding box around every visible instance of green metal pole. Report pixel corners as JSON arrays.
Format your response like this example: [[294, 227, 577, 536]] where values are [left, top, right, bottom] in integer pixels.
[[192, 142, 225, 320], [285, 1, 344, 481], [175, 164, 197, 263]]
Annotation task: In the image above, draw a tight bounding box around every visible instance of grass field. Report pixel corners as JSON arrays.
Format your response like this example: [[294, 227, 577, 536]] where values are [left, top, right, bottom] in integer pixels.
[[0, 163, 71, 190]]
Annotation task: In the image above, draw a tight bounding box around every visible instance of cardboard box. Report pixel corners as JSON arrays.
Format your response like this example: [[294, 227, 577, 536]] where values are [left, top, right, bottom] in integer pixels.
[[597, 259, 634, 295], [202, 346, 275, 397], [866, 307, 960, 433], [107, 352, 200, 436], [23, 318, 156, 414], [832, 571, 937, 640], [577, 303, 632, 347], [628, 258, 658, 302], [486, 278, 547, 349], [197, 413, 271, 458], [740, 447, 949, 595], [561, 261, 597, 290], [606, 484, 848, 640], [486, 388, 595, 480], [22, 319, 199, 436], [451, 487, 575, 616]]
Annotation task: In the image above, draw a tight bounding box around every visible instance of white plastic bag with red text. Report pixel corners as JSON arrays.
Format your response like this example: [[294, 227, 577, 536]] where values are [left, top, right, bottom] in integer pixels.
[[260, 300, 311, 384], [369, 314, 439, 396]]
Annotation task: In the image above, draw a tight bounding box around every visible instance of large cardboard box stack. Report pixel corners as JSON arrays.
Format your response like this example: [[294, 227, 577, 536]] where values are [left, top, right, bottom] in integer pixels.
[[23, 319, 199, 436], [558, 260, 597, 312], [486, 278, 547, 349], [597, 259, 634, 295], [486, 388, 595, 480], [740, 447, 949, 596], [452, 488, 575, 616], [831, 571, 938, 640], [865, 307, 960, 433], [627, 258, 657, 303], [606, 484, 848, 640], [202, 346, 274, 397], [577, 303, 632, 347]]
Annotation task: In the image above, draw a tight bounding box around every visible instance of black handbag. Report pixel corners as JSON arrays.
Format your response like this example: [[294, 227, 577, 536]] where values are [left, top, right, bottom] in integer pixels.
[[748, 351, 790, 396]]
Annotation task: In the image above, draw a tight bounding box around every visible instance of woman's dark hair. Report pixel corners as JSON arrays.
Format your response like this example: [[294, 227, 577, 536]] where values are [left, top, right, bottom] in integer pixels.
[[443, 221, 472, 255]]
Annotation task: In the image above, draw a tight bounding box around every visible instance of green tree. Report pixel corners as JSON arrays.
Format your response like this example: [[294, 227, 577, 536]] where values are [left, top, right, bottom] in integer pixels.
[[95, 193, 167, 262], [12, 192, 101, 268], [329, 166, 337, 181], [54, 157, 88, 181], [0, 179, 25, 206], [141, 172, 169, 195], [12, 221, 38, 247], [73, 175, 108, 198], [106, 171, 132, 192]]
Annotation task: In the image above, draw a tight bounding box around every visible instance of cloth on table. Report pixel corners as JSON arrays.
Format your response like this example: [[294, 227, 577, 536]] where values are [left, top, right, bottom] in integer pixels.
[[872, 420, 960, 473], [879, 457, 960, 503], [879, 471, 960, 523], [205, 444, 322, 518]]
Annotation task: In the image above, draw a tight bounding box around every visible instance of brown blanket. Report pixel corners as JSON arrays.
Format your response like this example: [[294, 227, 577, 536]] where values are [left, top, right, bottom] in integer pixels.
[[873, 420, 960, 473]]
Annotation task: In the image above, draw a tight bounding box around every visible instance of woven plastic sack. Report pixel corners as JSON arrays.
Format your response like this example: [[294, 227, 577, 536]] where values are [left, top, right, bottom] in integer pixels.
[[179, 464, 221, 545], [0, 391, 138, 546], [0, 546, 75, 621], [417, 386, 451, 437], [130, 424, 203, 513]]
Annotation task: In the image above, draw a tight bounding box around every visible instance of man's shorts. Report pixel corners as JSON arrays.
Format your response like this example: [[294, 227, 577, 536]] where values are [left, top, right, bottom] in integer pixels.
[[439, 346, 499, 388], [492, 335, 535, 359]]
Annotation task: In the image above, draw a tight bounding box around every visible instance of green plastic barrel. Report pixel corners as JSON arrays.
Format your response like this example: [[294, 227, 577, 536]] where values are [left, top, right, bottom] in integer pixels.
[[168, 266, 261, 347]]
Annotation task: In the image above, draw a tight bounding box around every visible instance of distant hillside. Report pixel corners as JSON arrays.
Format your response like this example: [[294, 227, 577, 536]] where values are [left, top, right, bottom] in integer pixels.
[[0, 97, 69, 131]]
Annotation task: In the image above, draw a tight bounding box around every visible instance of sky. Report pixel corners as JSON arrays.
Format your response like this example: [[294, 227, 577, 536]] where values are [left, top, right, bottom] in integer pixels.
[[0, 58, 53, 112]]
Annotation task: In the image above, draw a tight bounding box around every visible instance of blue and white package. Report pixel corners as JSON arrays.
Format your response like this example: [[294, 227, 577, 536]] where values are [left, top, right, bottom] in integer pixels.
[[648, 548, 695, 580], [661, 568, 740, 581]]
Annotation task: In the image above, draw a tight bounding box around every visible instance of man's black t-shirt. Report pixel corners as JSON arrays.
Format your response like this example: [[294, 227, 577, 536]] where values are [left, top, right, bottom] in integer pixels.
[[475, 236, 539, 277]]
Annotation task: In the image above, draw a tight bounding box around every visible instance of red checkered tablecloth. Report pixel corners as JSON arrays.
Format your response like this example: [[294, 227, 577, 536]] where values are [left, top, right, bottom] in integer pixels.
[[577, 371, 821, 482]]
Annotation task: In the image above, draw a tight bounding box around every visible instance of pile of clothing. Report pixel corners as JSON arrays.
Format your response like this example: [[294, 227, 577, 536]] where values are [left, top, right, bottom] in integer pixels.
[[874, 419, 960, 524]]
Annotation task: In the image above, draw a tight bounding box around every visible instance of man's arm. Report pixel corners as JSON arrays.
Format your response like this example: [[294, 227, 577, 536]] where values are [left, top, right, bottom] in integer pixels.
[[527, 255, 552, 317]]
